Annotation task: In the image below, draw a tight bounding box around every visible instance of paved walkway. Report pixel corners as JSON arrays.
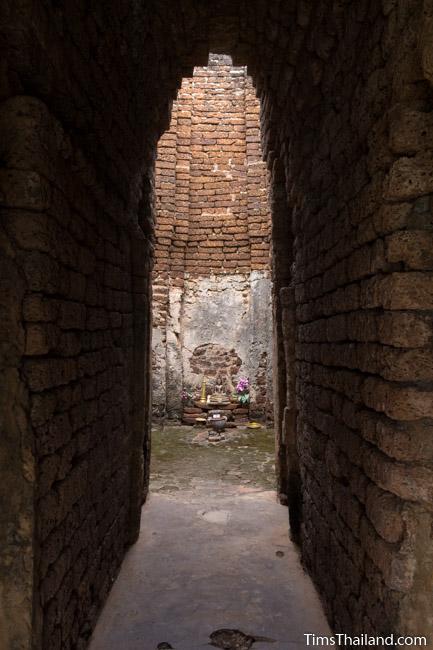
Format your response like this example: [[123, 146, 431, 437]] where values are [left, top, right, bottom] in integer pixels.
[[89, 427, 331, 650]]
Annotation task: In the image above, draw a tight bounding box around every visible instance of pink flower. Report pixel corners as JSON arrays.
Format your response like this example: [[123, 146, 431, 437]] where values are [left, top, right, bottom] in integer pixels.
[[236, 377, 249, 393]]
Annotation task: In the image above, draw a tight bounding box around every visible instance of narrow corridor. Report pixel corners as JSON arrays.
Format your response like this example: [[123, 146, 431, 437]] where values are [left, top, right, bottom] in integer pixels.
[[89, 426, 330, 649], [4, 4, 433, 647]]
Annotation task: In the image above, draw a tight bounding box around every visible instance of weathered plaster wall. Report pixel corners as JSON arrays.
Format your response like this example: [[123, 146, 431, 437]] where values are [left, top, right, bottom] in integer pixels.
[[178, 272, 273, 408], [153, 54, 273, 418], [155, 272, 273, 417]]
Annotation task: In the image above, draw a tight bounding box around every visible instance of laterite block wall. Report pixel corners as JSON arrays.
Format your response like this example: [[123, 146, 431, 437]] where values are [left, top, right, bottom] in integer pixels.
[[0, 96, 152, 649], [266, 2, 433, 637]]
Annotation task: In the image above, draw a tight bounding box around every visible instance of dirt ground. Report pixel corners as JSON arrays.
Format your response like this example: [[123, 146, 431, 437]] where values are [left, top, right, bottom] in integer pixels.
[[150, 424, 276, 494]]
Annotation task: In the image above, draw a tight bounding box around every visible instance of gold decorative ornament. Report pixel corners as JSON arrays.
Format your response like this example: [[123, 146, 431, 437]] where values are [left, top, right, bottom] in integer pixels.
[[199, 378, 207, 404]]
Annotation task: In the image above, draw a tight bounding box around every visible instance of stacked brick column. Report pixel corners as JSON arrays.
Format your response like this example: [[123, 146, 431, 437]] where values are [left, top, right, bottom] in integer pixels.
[[186, 56, 249, 273], [246, 91, 270, 271]]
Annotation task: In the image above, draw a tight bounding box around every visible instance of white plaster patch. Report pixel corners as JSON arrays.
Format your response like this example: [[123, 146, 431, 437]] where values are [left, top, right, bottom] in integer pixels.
[[200, 509, 231, 525]]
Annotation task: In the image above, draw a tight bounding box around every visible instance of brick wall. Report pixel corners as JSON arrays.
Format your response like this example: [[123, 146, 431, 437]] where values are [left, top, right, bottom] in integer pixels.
[[262, 4, 433, 639], [0, 96, 152, 650], [153, 54, 273, 418]]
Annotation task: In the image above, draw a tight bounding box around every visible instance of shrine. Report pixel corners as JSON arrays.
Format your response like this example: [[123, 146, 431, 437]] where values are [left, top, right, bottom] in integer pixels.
[[181, 377, 253, 429]]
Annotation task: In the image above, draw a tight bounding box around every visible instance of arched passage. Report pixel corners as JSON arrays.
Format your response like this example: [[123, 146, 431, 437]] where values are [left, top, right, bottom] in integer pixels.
[[2, 2, 433, 648]]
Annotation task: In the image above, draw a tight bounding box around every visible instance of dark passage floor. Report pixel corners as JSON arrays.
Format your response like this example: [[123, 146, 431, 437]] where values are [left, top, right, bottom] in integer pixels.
[[89, 426, 330, 649]]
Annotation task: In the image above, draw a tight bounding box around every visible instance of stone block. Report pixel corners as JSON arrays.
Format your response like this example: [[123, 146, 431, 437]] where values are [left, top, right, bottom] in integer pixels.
[[0, 169, 51, 211], [365, 483, 404, 543], [385, 152, 433, 201], [58, 302, 86, 330], [25, 324, 59, 355], [23, 294, 59, 322], [360, 516, 416, 592], [389, 107, 433, 155], [386, 231, 433, 270]]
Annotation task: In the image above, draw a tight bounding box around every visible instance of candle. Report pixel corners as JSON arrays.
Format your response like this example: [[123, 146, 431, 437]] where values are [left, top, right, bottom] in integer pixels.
[[199, 378, 207, 403]]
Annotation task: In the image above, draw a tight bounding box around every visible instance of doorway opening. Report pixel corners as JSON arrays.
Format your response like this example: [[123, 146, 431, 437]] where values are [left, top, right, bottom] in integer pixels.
[[150, 53, 277, 497], [152, 53, 273, 423], [88, 60, 330, 646]]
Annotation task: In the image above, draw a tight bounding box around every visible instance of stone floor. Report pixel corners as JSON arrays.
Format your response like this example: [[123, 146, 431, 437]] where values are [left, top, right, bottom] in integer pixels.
[[89, 425, 331, 650]]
